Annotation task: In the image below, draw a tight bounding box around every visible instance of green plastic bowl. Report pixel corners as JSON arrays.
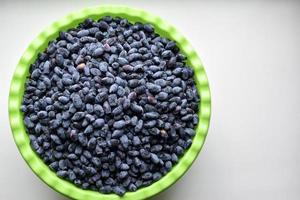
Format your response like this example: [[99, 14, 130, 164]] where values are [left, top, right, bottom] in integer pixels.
[[8, 5, 211, 200]]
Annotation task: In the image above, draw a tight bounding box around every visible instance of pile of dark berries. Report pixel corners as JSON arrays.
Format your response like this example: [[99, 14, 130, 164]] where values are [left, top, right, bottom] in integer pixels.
[[21, 16, 199, 196]]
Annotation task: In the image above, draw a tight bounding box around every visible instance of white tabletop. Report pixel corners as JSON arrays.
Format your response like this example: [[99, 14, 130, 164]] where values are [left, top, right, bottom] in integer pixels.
[[1, 1, 299, 200]]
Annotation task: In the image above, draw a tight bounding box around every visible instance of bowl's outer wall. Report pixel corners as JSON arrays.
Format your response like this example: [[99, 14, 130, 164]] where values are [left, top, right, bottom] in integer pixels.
[[8, 5, 211, 200]]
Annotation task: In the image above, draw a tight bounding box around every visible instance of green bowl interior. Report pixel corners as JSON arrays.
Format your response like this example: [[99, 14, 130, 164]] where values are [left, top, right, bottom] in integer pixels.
[[8, 5, 211, 200]]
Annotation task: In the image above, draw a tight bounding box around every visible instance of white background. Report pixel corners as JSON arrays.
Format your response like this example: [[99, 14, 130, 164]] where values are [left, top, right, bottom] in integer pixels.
[[1, 0, 300, 200]]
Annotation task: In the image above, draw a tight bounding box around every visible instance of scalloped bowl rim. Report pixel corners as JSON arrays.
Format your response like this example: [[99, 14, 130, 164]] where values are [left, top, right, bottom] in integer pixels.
[[8, 5, 211, 200]]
